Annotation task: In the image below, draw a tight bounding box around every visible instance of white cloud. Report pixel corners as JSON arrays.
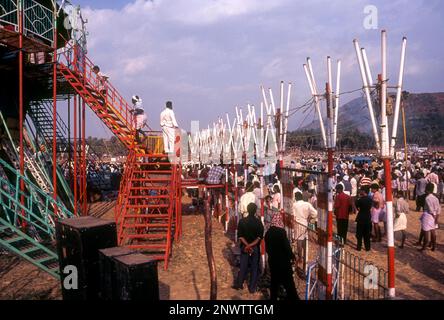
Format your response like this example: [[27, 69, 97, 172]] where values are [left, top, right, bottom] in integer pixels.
[[76, 0, 444, 138]]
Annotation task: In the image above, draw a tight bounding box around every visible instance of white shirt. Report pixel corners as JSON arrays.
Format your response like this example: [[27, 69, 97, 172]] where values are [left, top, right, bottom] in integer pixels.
[[239, 192, 259, 217], [350, 177, 358, 197], [394, 213, 407, 232], [160, 108, 179, 128], [272, 193, 281, 210], [292, 200, 318, 227]]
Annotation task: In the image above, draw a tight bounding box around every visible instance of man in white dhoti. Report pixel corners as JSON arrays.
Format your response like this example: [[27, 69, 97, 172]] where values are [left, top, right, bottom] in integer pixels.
[[419, 183, 441, 252], [160, 101, 179, 154]]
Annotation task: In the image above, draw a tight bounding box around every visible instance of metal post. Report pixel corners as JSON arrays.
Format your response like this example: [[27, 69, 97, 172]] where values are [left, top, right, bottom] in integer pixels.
[[225, 168, 229, 233], [18, 0, 26, 227], [380, 30, 396, 299], [73, 94, 78, 215], [402, 93, 409, 196], [390, 38, 408, 156], [52, 1, 58, 215], [82, 62, 87, 215], [205, 190, 218, 300], [260, 166, 266, 273], [353, 40, 381, 151], [326, 80, 334, 300]]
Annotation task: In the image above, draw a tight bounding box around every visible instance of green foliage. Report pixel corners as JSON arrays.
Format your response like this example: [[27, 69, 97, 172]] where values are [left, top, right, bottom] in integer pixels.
[[287, 128, 375, 151]]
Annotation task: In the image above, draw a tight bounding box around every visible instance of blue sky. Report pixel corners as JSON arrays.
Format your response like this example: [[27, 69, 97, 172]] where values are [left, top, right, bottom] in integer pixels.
[[64, 0, 444, 138]]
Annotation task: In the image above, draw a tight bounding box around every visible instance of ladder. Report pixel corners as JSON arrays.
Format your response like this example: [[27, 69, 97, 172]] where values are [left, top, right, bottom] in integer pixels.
[[28, 100, 69, 153], [116, 153, 177, 270], [0, 158, 75, 279], [28, 101, 109, 190], [0, 217, 60, 279]]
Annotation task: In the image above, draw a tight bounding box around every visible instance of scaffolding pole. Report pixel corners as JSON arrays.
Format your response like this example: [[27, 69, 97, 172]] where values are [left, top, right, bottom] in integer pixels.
[[18, 0, 26, 227]]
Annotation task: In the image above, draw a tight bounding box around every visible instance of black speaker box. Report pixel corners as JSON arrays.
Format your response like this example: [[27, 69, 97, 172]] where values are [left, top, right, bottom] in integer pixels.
[[112, 253, 159, 301], [56, 217, 117, 300], [98, 246, 134, 300]]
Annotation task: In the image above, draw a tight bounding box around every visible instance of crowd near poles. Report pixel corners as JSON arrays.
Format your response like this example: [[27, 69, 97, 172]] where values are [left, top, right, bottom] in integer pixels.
[[354, 30, 407, 299], [303, 55, 342, 300]]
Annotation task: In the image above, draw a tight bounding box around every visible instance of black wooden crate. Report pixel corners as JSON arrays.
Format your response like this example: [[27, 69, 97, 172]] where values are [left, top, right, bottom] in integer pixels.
[[55, 217, 117, 300], [98, 246, 134, 300], [112, 253, 159, 301]]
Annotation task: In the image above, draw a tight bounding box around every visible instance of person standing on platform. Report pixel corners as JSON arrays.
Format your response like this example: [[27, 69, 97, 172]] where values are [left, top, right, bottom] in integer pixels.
[[233, 203, 264, 294], [92, 65, 109, 100], [334, 184, 352, 245], [131, 95, 147, 142], [355, 188, 373, 251], [160, 101, 179, 154], [265, 212, 299, 301]]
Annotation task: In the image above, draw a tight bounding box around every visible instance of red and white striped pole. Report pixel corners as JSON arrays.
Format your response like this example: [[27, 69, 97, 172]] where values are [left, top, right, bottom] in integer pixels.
[[260, 168, 266, 272], [326, 75, 335, 300], [380, 30, 396, 298], [326, 148, 334, 300], [225, 168, 229, 233]]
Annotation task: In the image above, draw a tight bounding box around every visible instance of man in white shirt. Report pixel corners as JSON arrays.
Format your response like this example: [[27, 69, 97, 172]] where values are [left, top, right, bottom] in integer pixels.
[[239, 182, 260, 218], [350, 173, 358, 213], [292, 192, 318, 263], [292, 192, 318, 232], [160, 101, 179, 154]]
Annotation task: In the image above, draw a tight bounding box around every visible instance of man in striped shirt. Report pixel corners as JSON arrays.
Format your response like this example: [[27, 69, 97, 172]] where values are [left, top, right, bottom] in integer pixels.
[[359, 172, 372, 191]]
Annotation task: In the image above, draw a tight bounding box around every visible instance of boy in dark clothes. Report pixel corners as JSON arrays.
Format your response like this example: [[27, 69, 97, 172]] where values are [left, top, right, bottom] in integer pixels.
[[355, 188, 373, 251]]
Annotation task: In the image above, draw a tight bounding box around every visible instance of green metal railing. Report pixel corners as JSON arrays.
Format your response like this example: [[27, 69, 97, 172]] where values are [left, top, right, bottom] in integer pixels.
[[0, 0, 18, 28], [0, 0, 54, 45], [1, 111, 77, 215], [23, 0, 54, 44], [0, 217, 60, 279], [25, 121, 77, 214], [0, 157, 74, 233]]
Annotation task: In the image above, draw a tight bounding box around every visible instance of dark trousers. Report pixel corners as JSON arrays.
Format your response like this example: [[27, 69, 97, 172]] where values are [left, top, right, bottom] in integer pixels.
[[416, 194, 426, 211], [356, 223, 372, 251], [337, 219, 349, 245], [236, 246, 260, 293], [269, 264, 299, 301]]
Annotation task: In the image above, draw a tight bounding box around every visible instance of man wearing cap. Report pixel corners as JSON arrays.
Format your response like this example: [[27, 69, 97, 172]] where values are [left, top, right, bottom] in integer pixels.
[[160, 101, 179, 154], [131, 95, 147, 142]]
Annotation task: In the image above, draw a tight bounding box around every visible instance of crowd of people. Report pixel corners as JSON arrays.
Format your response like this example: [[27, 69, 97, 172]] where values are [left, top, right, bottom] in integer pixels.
[[182, 151, 443, 300]]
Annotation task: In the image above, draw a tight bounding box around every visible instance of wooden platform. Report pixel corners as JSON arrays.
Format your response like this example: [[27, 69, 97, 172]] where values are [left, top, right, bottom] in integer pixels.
[[0, 25, 53, 53]]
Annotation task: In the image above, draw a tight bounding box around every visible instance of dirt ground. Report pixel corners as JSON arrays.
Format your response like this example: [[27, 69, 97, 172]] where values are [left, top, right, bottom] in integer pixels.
[[342, 199, 444, 300], [0, 197, 443, 300]]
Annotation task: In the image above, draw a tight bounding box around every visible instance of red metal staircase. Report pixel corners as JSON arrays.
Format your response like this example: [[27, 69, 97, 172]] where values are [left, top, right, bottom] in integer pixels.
[[116, 151, 179, 269], [57, 45, 182, 269], [57, 45, 142, 153]]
